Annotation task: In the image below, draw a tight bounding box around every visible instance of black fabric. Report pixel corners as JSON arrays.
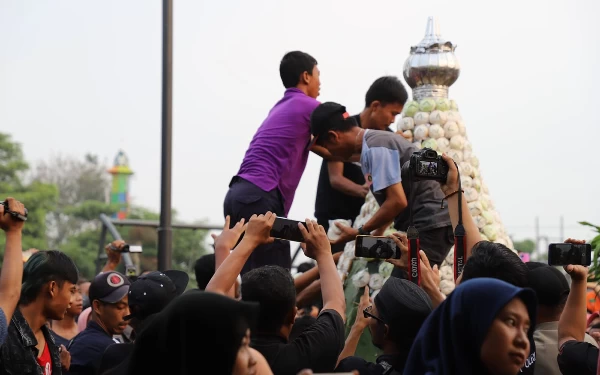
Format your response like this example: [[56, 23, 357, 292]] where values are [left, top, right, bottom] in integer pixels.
[[336, 354, 403, 375], [68, 320, 121, 375], [0, 309, 62, 375], [527, 264, 570, 306], [289, 315, 316, 342], [125, 271, 188, 321], [557, 340, 598, 375], [252, 309, 345, 375], [98, 343, 133, 375], [127, 290, 258, 375], [50, 330, 71, 349], [224, 177, 291, 274], [315, 114, 366, 225]]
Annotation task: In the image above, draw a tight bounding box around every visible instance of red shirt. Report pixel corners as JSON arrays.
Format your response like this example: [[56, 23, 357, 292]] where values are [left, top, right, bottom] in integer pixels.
[[36, 341, 52, 375]]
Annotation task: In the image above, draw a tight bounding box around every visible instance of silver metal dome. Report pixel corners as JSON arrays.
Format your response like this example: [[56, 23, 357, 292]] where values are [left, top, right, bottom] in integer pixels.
[[403, 17, 460, 101]]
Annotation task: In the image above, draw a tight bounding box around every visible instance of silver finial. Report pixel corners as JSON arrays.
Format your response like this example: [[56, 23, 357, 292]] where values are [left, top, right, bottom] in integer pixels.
[[403, 17, 460, 100]]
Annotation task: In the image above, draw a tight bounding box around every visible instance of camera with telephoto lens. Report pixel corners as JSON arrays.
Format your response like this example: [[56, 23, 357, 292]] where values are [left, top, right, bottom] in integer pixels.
[[409, 148, 449, 182]]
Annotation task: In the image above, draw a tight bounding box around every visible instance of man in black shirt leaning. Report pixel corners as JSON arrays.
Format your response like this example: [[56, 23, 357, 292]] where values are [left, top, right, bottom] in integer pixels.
[[314, 76, 407, 244], [205, 213, 346, 375]]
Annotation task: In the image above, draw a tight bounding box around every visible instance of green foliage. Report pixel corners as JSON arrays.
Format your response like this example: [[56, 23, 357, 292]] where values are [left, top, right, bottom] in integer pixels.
[[0, 133, 29, 191], [0, 132, 209, 284], [33, 153, 112, 247], [580, 222, 600, 282], [513, 239, 535, 254]]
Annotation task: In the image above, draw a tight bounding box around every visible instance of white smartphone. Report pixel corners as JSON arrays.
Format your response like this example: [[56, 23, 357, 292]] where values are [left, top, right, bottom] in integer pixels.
[[128, 245, 143, 253]]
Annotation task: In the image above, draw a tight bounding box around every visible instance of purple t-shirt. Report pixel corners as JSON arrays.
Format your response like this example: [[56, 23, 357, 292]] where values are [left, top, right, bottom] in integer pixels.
[[237, 88, 319, 215]]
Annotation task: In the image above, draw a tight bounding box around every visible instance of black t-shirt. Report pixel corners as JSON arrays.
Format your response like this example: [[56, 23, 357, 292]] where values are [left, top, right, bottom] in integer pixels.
[[557, 340, 598, 375], [251, 309, 345, 375], [336, 354, 404, 375], [315, 115, 366, 224]]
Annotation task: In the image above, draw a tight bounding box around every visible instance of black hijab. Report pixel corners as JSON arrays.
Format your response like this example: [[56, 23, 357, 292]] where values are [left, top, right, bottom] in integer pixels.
[[127, 290, 258, 375]]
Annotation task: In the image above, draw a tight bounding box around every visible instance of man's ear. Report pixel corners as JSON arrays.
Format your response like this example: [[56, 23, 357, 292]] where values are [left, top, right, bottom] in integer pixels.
[[300, 71, 311, 85], [327, 130, 339, 143], [286, 306, 298, 325], [48, 281, 57, 298], [383, 323, 390, 339], [92, 299, 102, 316], [369, 100, 381, 112]]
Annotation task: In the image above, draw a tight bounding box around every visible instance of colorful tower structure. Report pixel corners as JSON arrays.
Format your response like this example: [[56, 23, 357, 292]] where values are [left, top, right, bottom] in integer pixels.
[[108, 150, 133, 220], [335, 17, 514, 359]]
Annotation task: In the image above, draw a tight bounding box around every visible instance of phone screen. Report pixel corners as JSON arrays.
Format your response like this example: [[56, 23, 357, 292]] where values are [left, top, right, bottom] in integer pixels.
[[548, 243, 592, 266], [355, 235, 399, 259], [270, 217, 305, 242], [129, 245, 143, 253]]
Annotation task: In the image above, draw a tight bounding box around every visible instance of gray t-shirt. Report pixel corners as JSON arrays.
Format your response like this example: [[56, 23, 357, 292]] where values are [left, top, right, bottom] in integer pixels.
[[360, 130, 451, 232]]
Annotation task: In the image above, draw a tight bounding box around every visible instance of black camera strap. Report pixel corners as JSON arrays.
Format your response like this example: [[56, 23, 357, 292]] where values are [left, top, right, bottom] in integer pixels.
[[407, 172, 420, 286], [452, 163, 466, 282]]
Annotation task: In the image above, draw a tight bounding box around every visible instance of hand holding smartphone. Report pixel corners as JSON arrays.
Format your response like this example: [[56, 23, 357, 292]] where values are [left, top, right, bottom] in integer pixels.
[[547, 243, 591, 266]]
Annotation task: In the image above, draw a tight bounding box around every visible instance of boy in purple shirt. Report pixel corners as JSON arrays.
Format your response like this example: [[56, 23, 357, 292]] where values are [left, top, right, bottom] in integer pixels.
[[224, 51, 321, 274]]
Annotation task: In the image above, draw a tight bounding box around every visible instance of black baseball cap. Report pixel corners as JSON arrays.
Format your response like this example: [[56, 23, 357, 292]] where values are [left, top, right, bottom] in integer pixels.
[[124, 270, 189, 320], [89, 271, 131, 304], [527, 263, 570, 306], [307, 102, 356, 149]]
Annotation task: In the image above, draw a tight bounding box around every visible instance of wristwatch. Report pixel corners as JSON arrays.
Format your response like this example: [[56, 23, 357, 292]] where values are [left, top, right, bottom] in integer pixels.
[[357, 226, 369, 236]]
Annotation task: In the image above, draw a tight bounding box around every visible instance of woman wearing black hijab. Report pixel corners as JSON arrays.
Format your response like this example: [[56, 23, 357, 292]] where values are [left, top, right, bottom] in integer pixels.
[[127, 290, 259, 375], [404, 278, 537, 375]]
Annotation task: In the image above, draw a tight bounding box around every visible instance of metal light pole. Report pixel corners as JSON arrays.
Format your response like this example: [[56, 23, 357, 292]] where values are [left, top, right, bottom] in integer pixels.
[[158, 0, 173, 271]]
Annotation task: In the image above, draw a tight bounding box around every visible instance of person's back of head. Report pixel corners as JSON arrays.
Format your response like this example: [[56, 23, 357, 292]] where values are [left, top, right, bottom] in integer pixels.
[[241, 265, 296, 334], [461, 241, 528, 287], [526, 262, 569, 322], [279, 51, 319, 98], [373, 278, 433, 359], [20, 250, 79, 318], [194, 253, 216, 290]]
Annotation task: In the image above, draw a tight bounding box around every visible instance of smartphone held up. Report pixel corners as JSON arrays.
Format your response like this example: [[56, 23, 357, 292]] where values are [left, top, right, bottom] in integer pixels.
[[547, 243, 591, 266], [355, 235, 400, 259], [270, 217, 306, 242]]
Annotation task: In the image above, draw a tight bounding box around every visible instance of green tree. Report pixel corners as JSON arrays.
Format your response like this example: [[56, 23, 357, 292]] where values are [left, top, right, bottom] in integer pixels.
[[0, 133, 57, 251], [33, 154, 114, 247], [513, 239, 536, 253]]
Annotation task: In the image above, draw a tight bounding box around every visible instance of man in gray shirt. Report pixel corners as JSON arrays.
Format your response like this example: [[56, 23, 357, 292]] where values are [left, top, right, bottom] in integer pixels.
[[309, 102, 453, 268]]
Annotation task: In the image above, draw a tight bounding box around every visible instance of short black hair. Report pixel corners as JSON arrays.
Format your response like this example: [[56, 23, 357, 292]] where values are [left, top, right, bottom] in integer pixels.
[[21, 251, 79, 305], [280, 51, 318, 89], [461, 241, 528, 288], [194, 253, 216, 290], [365, 76, 409, 108], [241, 265, 296, 333]]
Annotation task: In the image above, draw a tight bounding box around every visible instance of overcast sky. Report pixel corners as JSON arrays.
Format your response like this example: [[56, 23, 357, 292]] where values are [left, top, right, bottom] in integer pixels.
[[1, 0, 599, 254]]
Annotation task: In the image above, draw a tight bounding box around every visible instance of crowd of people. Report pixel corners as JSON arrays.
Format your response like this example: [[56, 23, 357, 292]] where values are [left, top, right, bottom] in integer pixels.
[[0, 50, 597, 375]]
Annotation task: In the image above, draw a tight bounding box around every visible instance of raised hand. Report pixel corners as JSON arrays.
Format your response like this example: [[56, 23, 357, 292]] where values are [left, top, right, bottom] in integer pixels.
[[386, 232, 409, 270], [243, 212, 276, 247], [298, 219, 331, 259], [0, 197, 26, 233], [212, 216, 247, 251]]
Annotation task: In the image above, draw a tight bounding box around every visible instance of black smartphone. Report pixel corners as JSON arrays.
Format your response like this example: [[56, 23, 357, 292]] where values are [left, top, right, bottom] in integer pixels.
[[270, 217, 306, 242], [355, 235, 400, 259], [548, 243, 592, 266]]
